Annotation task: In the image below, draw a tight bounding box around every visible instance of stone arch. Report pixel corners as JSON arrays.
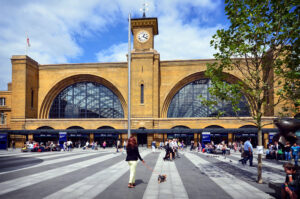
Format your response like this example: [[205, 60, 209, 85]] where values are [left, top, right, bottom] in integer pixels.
[[37, 126, 54, 129], [97, 126, 115, 129], [171, 125, 190, 129], [67, 126, 84, 129], [204, 125, 224, 129], [39, 74, 126, 119], [239, 125, 257, 128], [161, 71, 248, 118]]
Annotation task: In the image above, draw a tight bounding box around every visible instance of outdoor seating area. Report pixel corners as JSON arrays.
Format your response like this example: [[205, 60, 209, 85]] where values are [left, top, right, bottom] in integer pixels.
[[21, 141, 61, 152], [212, 149, 230, 155]]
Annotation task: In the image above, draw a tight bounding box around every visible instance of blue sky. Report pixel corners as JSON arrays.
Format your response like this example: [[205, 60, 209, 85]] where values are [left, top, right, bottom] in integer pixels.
[[0, 0, 228, 91]]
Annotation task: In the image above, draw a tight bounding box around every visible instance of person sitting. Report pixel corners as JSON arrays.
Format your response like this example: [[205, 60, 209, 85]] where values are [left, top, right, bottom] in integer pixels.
[[265, 144, 271, 159], [281, 163, 299, 199], [27, 142, 34, 151], [269, 144, 276, 159], [32, 142, 39, 152], [39, 143, 45, 152], [21, 145, 29, 152]]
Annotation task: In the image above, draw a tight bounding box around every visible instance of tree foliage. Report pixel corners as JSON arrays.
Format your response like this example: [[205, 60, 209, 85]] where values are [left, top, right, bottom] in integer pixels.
[[206, 0, 300, 124]]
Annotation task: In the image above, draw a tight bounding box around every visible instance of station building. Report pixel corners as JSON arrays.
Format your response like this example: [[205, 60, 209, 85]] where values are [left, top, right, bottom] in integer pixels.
[[0, 17, 285, 149]]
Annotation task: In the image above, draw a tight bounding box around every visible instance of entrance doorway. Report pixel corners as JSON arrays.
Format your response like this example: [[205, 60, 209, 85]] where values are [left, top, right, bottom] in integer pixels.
[[137, 134, 147, 146]]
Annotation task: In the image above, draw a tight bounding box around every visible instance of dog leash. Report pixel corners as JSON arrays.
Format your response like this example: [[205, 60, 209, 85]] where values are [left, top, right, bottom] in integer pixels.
[[142, 162, 161, 175]]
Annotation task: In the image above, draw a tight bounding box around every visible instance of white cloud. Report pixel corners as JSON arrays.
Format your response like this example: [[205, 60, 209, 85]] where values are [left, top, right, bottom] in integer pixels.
[[0, 0, 223, 90], [96, 0, 222, 61], [96, 43, 128, 62], [156, 16, 221, 60]]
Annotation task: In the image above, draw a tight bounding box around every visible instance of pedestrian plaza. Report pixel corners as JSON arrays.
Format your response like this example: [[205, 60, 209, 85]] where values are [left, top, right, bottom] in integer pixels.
[[0, 148, 285, 199]]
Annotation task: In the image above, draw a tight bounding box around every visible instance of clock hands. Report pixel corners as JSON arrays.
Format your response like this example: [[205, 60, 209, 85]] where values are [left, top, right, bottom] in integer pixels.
[[137, 31, 149, 42], [143, 34, 148, 39]]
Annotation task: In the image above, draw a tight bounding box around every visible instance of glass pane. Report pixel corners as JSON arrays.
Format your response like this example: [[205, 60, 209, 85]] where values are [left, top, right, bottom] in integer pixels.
[[167, 79, 250, 117], [49, 82, 124, 118]]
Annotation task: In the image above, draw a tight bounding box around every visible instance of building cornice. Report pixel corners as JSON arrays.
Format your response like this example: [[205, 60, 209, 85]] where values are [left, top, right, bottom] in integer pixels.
[[39, 62, 127, 70], [160, 58, 248, 67], [0, 91, 12, 94], [131, 18, 158, 35], [23, 116, 277, 122]]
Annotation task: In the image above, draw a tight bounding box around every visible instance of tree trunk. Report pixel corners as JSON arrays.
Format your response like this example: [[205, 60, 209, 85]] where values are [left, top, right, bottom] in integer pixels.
[[257, 128, 263, 183]]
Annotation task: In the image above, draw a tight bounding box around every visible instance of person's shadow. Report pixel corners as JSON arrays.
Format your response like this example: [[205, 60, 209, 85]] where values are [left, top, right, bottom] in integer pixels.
[[134, 179, 145, 186]]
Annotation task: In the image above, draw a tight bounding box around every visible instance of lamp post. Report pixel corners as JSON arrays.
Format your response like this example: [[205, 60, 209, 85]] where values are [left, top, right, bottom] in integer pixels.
[[127, 13, 131, 139]]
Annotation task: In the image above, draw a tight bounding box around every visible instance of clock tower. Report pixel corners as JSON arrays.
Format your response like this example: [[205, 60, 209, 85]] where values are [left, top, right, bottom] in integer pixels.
[[130, 17, 160, 121], [131, 18, 158, 51]]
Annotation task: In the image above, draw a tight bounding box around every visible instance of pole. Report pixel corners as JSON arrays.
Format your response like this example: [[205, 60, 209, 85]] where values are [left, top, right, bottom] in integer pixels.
[[26, 33, 28, 55], [127, 13, 131, 139]]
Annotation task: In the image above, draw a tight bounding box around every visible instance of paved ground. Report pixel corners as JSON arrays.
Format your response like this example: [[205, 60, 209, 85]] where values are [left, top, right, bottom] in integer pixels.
[[0, 148, 286, 199]]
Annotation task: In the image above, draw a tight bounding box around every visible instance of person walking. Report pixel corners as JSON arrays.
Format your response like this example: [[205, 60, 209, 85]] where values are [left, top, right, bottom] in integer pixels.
[[151, 140, 156, 152], [123, 140, 127, 152], [174, 139, 180, 158], [84, 141, 89, 150], [291, 143, 300, 166], [222, 143, 227, 158], [116, 139, 120, 153], [102, 141, 106, 150], [284, 141, 291, 161], [12, 140, 15, 150], [190, 140, 194, 151], [126, 136, 145, 188], [242, 137, 253, 166]]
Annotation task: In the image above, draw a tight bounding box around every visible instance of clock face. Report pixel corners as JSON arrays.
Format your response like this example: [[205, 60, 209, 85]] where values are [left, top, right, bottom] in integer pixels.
[[137, 30, 150, 43]]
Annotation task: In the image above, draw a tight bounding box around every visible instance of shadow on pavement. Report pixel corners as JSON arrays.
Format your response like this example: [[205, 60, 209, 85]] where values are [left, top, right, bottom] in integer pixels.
[[0, 156, 44, 172]]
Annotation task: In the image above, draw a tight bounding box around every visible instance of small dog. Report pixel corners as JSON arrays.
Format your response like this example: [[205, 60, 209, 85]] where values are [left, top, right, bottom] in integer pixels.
[[158, 174, 167, 183]]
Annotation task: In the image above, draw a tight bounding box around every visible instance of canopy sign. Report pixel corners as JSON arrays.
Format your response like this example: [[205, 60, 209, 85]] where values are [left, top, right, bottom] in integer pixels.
[[202, 132, 211, 143]]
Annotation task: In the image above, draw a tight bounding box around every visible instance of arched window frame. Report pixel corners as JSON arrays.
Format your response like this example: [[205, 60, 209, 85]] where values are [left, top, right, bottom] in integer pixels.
[[49, 82, 124, 118], [167, 78, 250, 118]]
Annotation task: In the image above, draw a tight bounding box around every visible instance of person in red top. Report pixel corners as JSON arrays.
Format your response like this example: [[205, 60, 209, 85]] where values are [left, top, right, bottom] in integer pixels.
[[33, 142, 39, 152], [126, 136, 145, 188]]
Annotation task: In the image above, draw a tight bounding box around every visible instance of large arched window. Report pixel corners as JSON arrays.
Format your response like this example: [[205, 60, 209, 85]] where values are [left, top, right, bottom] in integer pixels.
[[167, 79, 250, 117], [49, 82, 124, 118]]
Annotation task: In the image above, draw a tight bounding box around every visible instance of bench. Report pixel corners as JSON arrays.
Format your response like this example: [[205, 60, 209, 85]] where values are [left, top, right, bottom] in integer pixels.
[[213, 149, 230, 155]]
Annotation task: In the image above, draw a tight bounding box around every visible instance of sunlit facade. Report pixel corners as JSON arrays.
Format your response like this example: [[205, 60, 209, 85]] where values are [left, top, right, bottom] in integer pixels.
[[0, 16, 280, 148]]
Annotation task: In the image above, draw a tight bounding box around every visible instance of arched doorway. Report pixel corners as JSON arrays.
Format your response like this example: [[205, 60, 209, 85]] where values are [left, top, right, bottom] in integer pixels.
[[137, 127, 147, 146], [34, 126, 57, 144], [237, 125, 259, 148], [95, 126, 117, 147], [66, 126, 87, 148], [170, 126, 193, 145], [203, 125, 227, 144]]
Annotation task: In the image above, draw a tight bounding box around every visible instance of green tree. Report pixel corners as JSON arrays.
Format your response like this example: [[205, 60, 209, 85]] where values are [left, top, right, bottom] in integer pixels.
[[206, 0, 299, 183]]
